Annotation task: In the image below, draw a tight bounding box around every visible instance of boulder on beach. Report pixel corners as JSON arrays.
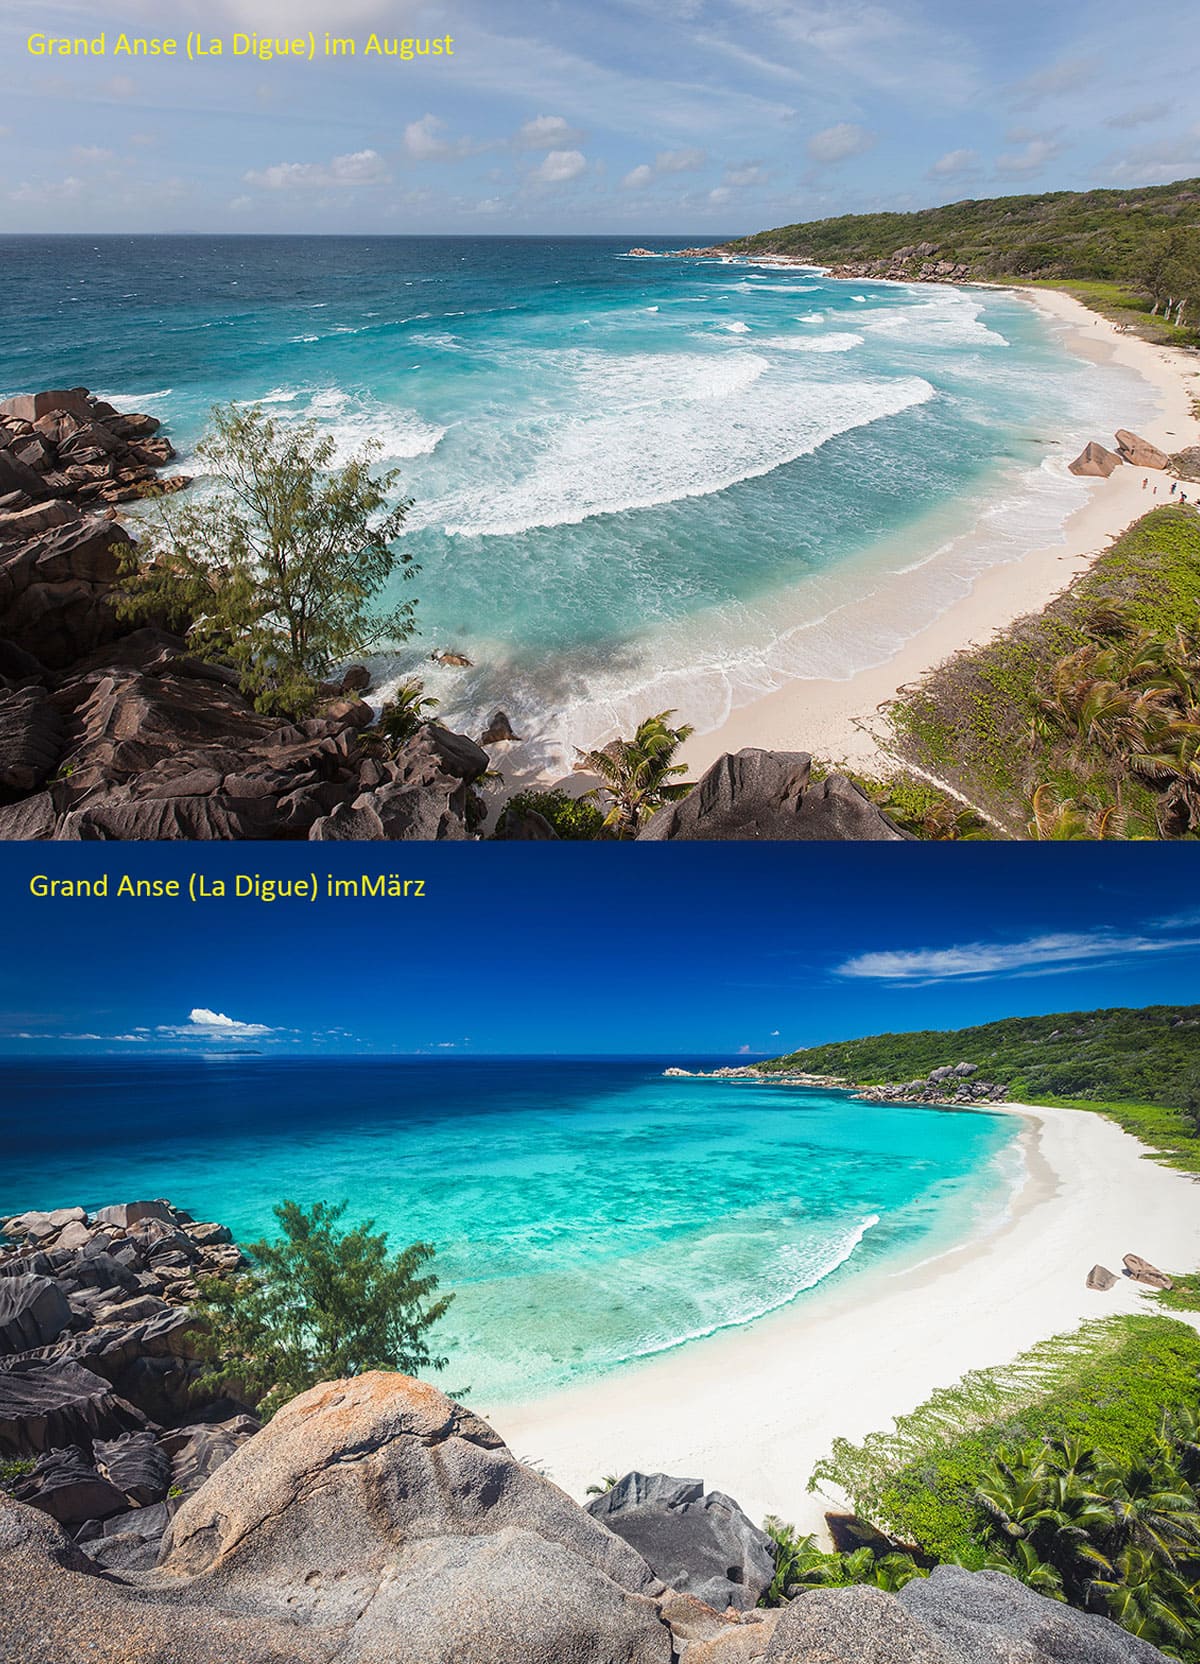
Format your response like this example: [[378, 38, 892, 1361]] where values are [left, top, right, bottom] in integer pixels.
[[638, 749, 912, 842], [586, 1472, 776, 1612], [1115, 429, 1169, 469], [1068, 441, 1123, 478], [1122, 1252, 1173, 1289], [1086, 1264, 1118, 1291]]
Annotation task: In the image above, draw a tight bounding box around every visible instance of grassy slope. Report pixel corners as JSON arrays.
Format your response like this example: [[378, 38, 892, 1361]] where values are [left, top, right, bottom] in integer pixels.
[[876, 506, 1200, 834], [812, 1315, 1200, 1562]]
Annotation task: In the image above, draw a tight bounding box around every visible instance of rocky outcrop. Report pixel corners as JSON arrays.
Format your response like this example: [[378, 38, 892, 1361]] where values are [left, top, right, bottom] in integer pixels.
[[760, 1566, 1172, 1662], [854, 1066, 1006, 1108], [638, 750, 911, 842], [587, 1472, 776, 1612], [0, 1357, 1170, 1663], [0, 388, 188, 512], [1068, 441, 1123, 478], [1115, 429, 1169, 469], [0, 1198, 259, 1568], [0, 622, 491, 839]]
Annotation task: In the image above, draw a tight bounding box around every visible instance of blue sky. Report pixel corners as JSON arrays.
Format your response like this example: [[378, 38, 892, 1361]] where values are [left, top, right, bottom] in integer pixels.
[[1, 0, 1198, 234], [2, 845, 1198, 1057]]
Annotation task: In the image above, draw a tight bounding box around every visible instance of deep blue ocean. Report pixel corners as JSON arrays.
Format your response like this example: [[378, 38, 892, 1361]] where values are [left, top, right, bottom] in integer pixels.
[[0, 235, 1154, 773], [0, 1056, 1020, 1407]]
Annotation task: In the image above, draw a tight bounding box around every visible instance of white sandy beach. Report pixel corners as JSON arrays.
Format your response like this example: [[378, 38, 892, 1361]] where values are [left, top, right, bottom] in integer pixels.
[[493, 1101, 1200, 1538], [680, 288, 1200, 780]]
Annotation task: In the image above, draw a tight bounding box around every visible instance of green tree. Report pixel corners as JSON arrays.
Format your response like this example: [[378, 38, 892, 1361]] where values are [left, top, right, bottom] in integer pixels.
[[192, 1199, 452, 1418], [117, 404, 417, 714], [580, 710, 695, 839]]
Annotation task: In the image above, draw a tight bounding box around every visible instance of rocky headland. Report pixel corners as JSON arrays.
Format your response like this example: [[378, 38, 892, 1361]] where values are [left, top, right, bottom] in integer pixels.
[[0, 1197, 1179, 1662], [0, 387, 915, 842]]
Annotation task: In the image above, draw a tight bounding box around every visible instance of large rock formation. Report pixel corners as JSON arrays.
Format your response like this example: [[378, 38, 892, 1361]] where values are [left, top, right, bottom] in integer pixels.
[[1068, 441, 1123, 478], [638, 751, 911, 841], [0, 1199, 259, 1567], [761, 1567, 1172, 1662], [0, 623, 491, 840], [1115, 429, 1169, 470], [0, 1347, 1172, 1663], [587, 1472, 776, 1612]]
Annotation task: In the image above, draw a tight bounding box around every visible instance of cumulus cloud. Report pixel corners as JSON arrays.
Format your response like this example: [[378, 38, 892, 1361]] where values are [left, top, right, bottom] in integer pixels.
[[836, 929, 1200, 986], [186, 1007, 275, 1036], [724, 161, 766, 188], [514, 114, 584, 151], [995, 132, 1064, 177], [928, 147, 980, 179], [621, 148, 708, 191], [245, 148, 390, 190], [533, 148, 587, 184], [806, 123, 876, 166], [655, 147, 707, 174]]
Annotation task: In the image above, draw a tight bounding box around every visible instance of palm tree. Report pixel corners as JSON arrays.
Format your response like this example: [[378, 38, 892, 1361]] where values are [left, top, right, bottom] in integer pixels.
[[1099, 1458, 1200, 1565], [373, 679, 440, 748], [979, 1539, 1066, 1601], [579, 711, 695, 839], [1090, 1546, 1200, 1654]]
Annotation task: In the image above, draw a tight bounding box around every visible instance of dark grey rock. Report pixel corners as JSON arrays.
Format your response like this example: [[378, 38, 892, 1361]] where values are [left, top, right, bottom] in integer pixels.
[[765, 1583, 956, 1662], [12, 1446, 128, 1527], [0, 1358, 147, 1456], [899, 1564, 1172, 1662], [586, 1472, 776, 1612], [0, 1275, 72, 1354], [637, 750, 911, 842], [93, 1430, 170, 1507]]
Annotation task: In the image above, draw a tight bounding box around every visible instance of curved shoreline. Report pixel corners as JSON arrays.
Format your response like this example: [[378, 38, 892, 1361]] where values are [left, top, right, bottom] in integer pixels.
[[679, 288, 1200, 778], [492, 1101, 1200, 1537]]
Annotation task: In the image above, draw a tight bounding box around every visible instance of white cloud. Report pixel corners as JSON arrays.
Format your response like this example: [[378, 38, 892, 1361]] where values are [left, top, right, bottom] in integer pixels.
[[1099, 125, 1200, 185], [656, 146, 707, 174], [929, 147, 980, 179], [708, 185, 733, 205], [402, 116, 480, 163], [71, 146, 113, 164], [806, 123, 876, 166], [156, 1006, 276, 1040], [515, 114, 584, 151], [724, 161, 766, 187], [622, 148, 709, 191], [995, 133, 1064, 177], [10, 177, 84, 204], [245, 149, 390, 190], [533, 148, 587, 184], [622, 163, 655, 190], [836, 929, 1200, 986]]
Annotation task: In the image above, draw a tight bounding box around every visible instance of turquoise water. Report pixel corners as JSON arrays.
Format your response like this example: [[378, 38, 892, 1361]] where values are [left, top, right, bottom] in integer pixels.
[[0, 235, 1155, 771], [0, 1058, 1020, 1405]]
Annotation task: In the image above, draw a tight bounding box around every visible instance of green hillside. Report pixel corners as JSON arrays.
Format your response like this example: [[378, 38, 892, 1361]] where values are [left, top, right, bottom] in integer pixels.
[[727, 179, 1200, 337], [729, 177, 1199, 277], [764, 1003, 1200, 1106]]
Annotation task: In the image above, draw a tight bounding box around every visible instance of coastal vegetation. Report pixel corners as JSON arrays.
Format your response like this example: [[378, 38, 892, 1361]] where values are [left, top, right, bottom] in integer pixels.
[[727, 178, 1200, 342], [192, 1199, 451, 1417], [578, 710, 695, 838], [878, 507, 1200, 838], [116, 403, 417, 715], [804, 1315, 1200, 1658], [764, 1004, 1200, 1110]]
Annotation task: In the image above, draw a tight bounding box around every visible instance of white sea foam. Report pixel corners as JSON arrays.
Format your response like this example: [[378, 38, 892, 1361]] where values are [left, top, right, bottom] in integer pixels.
[[759, 333, 864, 353], [296, 387, 445, 463], [421, 349, 933, 537], [722, 320, 752, 333], [608, 1213, 882, 1364], [797, 312, 825, 324]]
